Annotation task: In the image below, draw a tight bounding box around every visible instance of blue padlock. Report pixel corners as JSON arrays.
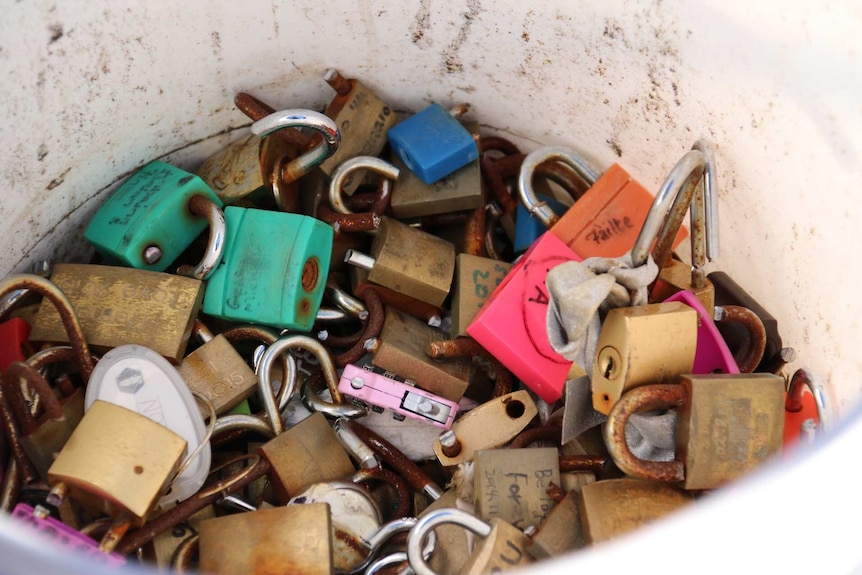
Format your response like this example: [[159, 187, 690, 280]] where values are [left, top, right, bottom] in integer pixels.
[[387, 103, 479, 185], [513, 194, 570, 255], [203, 206, 333, 331]]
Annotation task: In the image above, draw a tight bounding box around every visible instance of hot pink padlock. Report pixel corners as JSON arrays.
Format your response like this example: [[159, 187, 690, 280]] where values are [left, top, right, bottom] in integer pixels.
[[467, 231, 582, 403], [11, 503, 126, 566], [664, 290, 739, 374]]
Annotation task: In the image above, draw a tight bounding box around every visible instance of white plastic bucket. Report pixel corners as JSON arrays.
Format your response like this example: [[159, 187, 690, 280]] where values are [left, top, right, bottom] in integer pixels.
[[1, 1, 860, 573]]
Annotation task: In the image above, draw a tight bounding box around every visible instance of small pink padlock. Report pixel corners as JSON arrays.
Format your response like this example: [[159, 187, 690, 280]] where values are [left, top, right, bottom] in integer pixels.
[[664, 290, 739, 374], [467, 231, 582, 403]]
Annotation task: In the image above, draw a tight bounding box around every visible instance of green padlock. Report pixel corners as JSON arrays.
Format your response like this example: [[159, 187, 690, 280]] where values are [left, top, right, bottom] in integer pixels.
[[203, 206, 333, 331], [84, 160, 226, 278]]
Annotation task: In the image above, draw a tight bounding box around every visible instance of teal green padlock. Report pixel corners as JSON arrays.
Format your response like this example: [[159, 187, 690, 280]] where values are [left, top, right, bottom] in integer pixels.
[[84, 160, 226, 278], [203, 206, 333, 331]]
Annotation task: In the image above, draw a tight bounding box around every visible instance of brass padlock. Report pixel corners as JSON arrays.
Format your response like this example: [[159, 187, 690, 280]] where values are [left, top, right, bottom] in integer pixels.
[[30, 264, 204, 363], [418, 490, 474, 575], [2, 361, 85, 480], [198, 502, 332, 575], [47, 400, 187, 526], [604, 373, 785, 490], [145, 505, 215, 570], [350, 266, 443, 325], [526, 489, 585, 558], [345, 217, 456, 308], [579, 478, 694, 544], [433, 390, 538, 466], [473, 447, 560, 529], [370, 306, 471, 402], [389, 120, 484, 219], [258, 411, 356, 504], [450, 254, 512, 337], [591, 301, 697, 415], [407, 508, 534, 575], [177, 320, 258, 416]]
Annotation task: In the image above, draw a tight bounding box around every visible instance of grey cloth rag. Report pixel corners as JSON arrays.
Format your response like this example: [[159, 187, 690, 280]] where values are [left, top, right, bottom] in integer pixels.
[[546, 251, 675, 461]]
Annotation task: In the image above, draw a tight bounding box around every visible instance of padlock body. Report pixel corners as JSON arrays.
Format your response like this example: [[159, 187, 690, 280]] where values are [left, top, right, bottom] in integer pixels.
[[467, 232, 582, 404], [21, 388, 85, 480], [258, 412, 355, 504], [0, 317, 30, 372], [84, 160, 224, 271], [677, 373, 785, 490], [178, 334, 259, 415], [367, 217, 455, 308], [30, 264, 204, 362], [387, 103, 479, 185], [198, 503, 332, 575], [551, 163, 688, 258], [653, 259, 715, 315], [461, 518, 534, 574], [664, 290, 739, 375], [514, 194, 570, 254], [451, 254, 511, 337], [526, 490, 585, 558], [48, 400, 186, 525], [203, 207, 333, 331], [591, 301, 697, 415], [351, 267, 443, 323], [580, 478, 694, 544], [372, 306, 471, 402]]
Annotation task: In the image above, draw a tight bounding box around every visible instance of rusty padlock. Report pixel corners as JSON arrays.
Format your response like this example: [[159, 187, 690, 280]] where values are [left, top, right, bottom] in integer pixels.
[[604, 373, 785, 490]]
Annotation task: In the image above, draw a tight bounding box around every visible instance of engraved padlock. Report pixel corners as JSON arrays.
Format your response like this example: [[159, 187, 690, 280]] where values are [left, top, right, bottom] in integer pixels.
[[387, 103, 479, 185], [29, 263, 204, 363], [604, 373, 785, 489], [407, 507, 534, 575], [84, 160, 226, 279], [649, 140, 719, 315], [198, 502, 333, 575], [450, 254, 511, 337], [579, 478, 694, 544], [591, 300, 698, 415], [345, 217, 456, 308], [177, 320, 258, 416], [47, 400, 187, 526], [389, 119, 484, 218], [202, 205, 333, 331], [370, 306, 471, 402]]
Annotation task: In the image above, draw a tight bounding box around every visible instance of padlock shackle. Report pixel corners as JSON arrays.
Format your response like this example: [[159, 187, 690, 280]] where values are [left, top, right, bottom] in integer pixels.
[[329, 156, 400, 216], [357, 517, 435, 575], [714, 305, 767, 373], [251, 108, 340, 186], [693, 139, 719, 261], [300, 370, 367, 419], [631, 149, 706, 269], [213, 413, 276, 439], [786, 368, 830, 432], [1, 361, 64, 435], [223, 324, 294, 411], [407, 508, 492, 575], [518, 147, 599, 228], [0, 274, 94, 383], [326, 280, 369, 320], [604, 383, 688, 483], [176, 196, 225, 280]]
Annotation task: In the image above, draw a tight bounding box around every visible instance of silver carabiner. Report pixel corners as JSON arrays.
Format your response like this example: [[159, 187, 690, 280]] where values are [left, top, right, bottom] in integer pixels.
[[517, 146, 599, 228]]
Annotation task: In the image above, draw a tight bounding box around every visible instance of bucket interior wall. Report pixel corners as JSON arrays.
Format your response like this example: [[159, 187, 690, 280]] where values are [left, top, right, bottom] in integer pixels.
[[1, 1, 861, 573]]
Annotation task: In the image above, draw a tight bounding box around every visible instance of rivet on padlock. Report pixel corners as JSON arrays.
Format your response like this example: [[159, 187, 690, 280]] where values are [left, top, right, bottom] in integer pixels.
[[407, 507, 534, 575], [249, 108, 340, 211], [84, 160, 226, 279], [604, 373, 785, 490], [28, 264, 203, 363]]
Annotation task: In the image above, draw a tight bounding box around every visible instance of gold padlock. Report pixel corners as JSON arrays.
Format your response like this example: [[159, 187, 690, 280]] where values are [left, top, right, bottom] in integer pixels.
[[604, 373, 785, 490], [433, 390, 538, 466], [591, 301, 697, 415], [198, 502, 332, 575], [145, 505, 215, 570], [47, 400, 187, 526], [526, 489, 585, 558], [418, 490, 474, 575], [389, 120, 484, 219], [408, 508, 534, 575], [30, 264, 204, 363], [258, 412, 355, 504], [345, 217, 456, 308], [450, 254, 512, 337], [580, 478, 694, 544], [350, 266, 443, 325], [370, 306, 471, 402], [177, 320, 258, 416], [473, 447, 560, 529]]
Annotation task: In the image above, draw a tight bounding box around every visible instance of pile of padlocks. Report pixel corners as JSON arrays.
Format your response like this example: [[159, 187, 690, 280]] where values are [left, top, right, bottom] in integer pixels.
[[0, 69, 829, 574]]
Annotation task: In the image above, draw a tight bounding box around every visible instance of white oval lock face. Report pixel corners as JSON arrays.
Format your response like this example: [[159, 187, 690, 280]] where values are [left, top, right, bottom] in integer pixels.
[[85, 344, 211, 509]]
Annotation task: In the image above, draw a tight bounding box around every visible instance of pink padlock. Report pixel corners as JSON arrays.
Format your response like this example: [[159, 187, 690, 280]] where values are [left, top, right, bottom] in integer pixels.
[[664, 290, 739, 374], [467, 231, 582, 403], [11, 503, 126, 566]]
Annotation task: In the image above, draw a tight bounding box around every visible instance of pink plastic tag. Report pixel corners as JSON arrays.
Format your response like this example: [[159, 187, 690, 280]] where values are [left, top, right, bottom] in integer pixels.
[[11, 503, 126, 566], [664, 291, 739, 374], [467, 232, 582, 403]]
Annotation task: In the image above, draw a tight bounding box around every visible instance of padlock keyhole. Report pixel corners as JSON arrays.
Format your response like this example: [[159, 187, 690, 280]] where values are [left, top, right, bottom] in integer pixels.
[[505, 399, 526, 419], [603, 356, 615, 378]]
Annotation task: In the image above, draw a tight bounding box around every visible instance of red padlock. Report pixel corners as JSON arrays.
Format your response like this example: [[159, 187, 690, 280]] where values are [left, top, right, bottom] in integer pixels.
[[0, 318, 32, 373], [783, 369, 827, 448]]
